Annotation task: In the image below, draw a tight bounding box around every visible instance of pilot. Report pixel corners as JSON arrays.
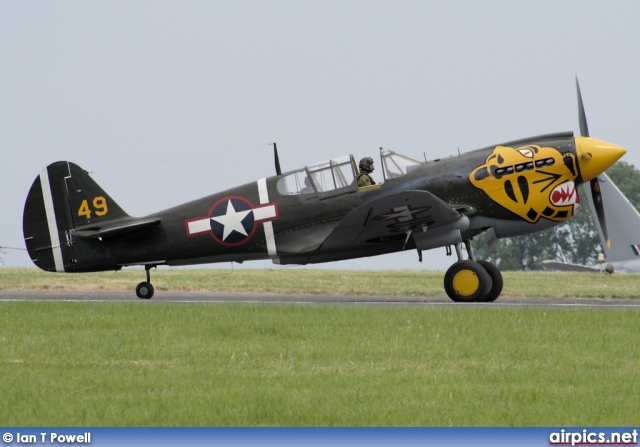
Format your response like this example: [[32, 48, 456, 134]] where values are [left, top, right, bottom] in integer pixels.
[[357, 157, 376, 187]]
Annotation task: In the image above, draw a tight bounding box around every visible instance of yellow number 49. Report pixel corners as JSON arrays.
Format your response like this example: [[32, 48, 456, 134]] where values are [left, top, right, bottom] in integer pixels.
[[77, 196, 108, 219], [78, 200, 92, 219]]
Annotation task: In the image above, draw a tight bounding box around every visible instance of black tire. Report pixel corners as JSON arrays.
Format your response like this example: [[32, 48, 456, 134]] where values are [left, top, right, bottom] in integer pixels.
[[444, 260, 491, 302], [136, 281, 154, 299], [476, 260, 503, 302]]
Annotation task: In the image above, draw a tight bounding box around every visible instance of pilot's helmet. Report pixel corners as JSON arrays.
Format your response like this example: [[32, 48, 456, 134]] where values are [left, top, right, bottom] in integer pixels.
[[359, 157, 375, 173]]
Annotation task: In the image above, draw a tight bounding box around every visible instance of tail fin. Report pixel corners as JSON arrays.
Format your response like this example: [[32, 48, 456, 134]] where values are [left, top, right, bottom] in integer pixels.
[[22, 161, 130, 272], [583, 172, 640, 263]]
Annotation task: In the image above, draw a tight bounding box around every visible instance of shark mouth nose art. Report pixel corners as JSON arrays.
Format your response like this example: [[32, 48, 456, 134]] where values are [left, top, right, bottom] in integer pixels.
[[550, 182, 577, 206]]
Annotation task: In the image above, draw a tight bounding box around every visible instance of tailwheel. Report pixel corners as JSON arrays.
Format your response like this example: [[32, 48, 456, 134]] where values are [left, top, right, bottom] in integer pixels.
[[476, 260, 503, 302], [135, 265, 155, 299], [444, 260, 492, 302]]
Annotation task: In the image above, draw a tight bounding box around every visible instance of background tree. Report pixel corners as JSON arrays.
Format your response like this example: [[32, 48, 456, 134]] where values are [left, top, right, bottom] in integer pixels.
[[472, 161, 640, 270]]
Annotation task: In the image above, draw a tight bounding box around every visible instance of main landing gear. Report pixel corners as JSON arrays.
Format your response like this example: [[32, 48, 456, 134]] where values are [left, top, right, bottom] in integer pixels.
[[443, 241, 503, 303], [136, 265, 155, 299]]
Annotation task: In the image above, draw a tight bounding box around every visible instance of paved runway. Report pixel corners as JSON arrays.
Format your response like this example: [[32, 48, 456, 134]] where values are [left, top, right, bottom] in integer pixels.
[[0, 289, 639, 309]]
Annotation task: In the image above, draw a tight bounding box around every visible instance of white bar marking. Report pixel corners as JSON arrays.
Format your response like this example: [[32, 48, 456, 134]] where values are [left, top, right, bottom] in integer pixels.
[[252, 204, 277, 221], [187, 218, 212, 235], [40, 167, 65, 272], [257, 178, 277, 257]]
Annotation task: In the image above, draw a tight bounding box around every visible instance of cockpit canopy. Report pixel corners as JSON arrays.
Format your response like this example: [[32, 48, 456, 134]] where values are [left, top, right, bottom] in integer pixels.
[[276, 155, 359, 199], [276, 149, 423, 199], [380, 148, 422, 180]]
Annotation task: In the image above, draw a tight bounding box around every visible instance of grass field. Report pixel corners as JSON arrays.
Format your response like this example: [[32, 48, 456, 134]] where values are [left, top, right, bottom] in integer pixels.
[[1, 267, 639, 298], [1, 268, 639, 426]]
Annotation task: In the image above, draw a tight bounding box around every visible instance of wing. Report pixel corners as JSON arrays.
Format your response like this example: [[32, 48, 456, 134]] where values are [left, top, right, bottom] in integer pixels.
[[540, 260, 599, 273], [314, 190, 468, 256]]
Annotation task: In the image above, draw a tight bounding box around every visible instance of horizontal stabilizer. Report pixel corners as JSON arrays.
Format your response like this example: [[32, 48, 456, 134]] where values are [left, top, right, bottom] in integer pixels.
[[71, 216, 162, 238]]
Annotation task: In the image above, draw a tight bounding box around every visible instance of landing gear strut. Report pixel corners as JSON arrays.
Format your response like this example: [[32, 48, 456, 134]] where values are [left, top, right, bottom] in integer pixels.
[[443, 241, 503, 302], [136, 265, 155, 299]]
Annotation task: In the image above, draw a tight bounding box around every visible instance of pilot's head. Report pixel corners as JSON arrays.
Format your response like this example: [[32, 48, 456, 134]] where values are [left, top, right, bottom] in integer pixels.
[[359, 157, 375, 173]]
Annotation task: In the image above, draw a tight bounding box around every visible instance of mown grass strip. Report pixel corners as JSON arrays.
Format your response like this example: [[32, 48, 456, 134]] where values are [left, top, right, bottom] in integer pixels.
[[1, 302, 639, 426], [1, 267, 639, 298]]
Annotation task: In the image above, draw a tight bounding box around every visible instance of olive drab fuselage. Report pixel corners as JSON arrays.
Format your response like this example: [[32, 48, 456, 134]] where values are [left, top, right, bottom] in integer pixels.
[[23, 132, 598, 273]]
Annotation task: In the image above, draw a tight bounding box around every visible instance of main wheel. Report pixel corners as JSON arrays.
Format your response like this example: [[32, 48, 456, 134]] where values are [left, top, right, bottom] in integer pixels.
[[444, 260, 491, 302], [476, 260, 503, 302], [136, 281, 155, 299]]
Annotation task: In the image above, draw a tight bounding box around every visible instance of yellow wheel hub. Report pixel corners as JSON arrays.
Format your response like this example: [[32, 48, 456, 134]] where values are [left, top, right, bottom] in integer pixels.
[[452, 269, 480, 297]]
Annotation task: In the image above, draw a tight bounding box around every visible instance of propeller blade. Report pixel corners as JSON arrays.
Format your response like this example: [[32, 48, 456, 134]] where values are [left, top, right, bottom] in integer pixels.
[[589, 177, 610, 249], [576, 78, 611, 248], [576, 77, 590, 137]]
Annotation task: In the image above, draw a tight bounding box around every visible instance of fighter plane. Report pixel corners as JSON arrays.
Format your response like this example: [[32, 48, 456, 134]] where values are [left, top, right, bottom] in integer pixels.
[[542, 171, 640, 274], [22, 83, 626, 302]]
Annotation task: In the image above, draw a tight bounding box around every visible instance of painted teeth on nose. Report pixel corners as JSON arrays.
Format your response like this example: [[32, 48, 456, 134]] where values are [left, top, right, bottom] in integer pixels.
[[551, 182, 576, 205]]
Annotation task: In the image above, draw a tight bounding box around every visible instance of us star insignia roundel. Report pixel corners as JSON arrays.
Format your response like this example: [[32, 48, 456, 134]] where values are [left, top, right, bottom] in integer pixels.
[[185, 196, 279, 246]]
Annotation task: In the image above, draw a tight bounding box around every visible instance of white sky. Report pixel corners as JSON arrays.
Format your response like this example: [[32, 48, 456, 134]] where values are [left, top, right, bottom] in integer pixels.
[[2, 0, 640, 272]]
